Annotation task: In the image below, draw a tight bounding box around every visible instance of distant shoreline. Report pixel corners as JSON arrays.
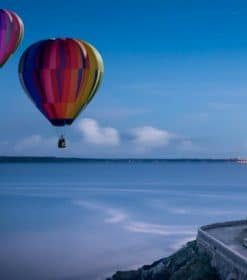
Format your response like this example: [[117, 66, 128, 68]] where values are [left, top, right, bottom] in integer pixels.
[[0, 156, 243, 163]]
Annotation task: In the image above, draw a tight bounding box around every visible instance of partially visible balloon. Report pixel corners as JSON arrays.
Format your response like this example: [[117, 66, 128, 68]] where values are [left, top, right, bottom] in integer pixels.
[[0, 9, 24, 67], [19, 38, 103, 127]]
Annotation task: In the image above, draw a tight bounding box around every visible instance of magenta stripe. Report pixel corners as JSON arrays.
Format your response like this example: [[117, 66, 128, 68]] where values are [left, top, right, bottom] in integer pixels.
[[0, 9, 23, 66]]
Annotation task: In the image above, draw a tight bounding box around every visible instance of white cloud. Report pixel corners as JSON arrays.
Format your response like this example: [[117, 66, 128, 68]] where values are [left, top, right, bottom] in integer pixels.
[[4, 119, 197, 157], [131, 126, 174, 151], [179, 140, 200, 152], [14, 135, 56, 153], [15, 135, 42, 150], [77, 118, 120, 146]]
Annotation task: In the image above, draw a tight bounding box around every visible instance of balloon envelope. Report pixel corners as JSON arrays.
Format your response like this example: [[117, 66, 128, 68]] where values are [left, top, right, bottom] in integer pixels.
[[19, 38, 103, 126], [0, 9, 24, 67]]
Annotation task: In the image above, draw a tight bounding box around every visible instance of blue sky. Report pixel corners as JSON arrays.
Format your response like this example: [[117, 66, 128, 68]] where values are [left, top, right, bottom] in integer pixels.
[[1, 0, 247, 157]]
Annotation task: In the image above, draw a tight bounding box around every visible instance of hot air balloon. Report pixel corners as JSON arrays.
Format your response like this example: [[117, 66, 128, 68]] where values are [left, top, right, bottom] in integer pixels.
[[19, 38, 104, 148], [0, 9, 24, 67]]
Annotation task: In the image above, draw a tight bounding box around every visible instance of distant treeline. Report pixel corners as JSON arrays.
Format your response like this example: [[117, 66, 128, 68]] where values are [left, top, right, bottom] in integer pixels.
[[0, 156, 239, 163]]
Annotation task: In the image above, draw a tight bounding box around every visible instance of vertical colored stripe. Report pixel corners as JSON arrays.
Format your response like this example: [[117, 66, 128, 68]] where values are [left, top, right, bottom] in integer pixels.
[[19, 38, 103, 126]]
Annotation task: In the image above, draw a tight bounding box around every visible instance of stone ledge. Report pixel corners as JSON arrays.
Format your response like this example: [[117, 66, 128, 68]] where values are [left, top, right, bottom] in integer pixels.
[[197, 219, 247, 280]]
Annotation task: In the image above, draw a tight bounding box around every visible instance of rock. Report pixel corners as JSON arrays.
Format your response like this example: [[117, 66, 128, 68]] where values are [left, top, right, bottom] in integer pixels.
[[106, 241, 220, 280]]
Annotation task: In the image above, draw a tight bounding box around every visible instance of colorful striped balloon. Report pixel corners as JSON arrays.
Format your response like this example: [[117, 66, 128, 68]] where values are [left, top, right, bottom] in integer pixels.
[[0, 9, 24, 67], [19, 38, 104, 126]]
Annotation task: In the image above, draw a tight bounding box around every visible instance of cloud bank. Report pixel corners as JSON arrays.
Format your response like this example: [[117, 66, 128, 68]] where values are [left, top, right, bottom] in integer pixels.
[[77, 118, 120, 146], [131, 126, 174, 150], [1, 117, 199, 157]]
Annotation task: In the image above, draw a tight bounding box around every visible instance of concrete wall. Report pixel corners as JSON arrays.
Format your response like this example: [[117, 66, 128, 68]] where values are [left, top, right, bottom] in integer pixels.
[[196, 220, 247, 280]]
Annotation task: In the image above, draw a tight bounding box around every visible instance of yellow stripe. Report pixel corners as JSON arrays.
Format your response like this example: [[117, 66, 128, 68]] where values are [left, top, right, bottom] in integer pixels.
[[68, 40, 103, 120]]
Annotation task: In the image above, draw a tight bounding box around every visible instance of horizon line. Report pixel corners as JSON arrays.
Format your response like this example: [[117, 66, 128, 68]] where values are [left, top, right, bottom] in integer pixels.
[[0, 155, 244, 162]]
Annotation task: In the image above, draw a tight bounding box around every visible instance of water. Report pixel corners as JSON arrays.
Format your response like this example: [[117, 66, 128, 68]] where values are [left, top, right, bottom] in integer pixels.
[[1, 161, 247, 280]]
